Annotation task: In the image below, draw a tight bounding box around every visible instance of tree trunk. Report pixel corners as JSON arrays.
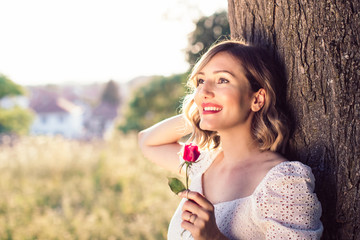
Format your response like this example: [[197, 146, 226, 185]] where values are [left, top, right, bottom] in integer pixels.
[[227, 1, 360, 239]]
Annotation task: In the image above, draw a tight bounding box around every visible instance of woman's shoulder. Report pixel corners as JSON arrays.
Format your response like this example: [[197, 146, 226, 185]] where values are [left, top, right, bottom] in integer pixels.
[[253, 160, 323, 237], [269, 160, 315, 182], [260, 151, 313, 176], [272, 160, 314, 174], [255, 159, 317, 197]]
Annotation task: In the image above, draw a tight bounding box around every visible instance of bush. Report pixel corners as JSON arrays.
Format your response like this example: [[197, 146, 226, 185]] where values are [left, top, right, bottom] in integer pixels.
[[0, 107, 34, 135]]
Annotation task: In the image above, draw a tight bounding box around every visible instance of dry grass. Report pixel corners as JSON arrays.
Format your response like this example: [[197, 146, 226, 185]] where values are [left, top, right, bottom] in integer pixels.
[[0, 133, 181, 240]]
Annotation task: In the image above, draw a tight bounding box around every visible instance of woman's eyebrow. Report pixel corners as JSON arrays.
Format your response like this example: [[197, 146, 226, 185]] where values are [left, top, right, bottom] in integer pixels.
[[214, 70, 235, 76], [197, 70, 235, 76]]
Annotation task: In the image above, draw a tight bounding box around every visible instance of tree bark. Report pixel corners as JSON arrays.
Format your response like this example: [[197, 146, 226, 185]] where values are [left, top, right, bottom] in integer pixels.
[[227, 1, 360, 239]]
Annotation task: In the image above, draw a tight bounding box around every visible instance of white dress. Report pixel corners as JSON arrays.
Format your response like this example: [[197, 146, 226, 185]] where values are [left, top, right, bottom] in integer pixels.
[[167, 148, 323, 240]]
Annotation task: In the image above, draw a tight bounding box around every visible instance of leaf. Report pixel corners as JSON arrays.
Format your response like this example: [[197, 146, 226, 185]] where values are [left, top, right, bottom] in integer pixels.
[[167, 177, 186, 195]]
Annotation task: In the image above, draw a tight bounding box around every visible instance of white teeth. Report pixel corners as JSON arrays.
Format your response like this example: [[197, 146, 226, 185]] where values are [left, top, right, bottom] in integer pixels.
[[204, 107, 222, 111]]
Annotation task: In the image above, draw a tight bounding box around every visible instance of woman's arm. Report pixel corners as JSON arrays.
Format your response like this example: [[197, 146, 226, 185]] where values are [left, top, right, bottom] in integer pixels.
[[138, 114, 192, 172]]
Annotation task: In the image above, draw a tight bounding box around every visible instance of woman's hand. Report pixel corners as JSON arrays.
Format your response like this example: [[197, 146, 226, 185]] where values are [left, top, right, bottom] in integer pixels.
[[178, 190, 228, 240], [138, 115, 192, 172]]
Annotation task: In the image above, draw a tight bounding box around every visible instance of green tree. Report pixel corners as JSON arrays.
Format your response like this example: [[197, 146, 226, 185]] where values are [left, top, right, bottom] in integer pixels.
[[101, 80, 120, 106], [0, 74, 24, 99], [118, 73, 188, 133], [0, 74, 34, 135], [0, 107, 33, 135], [186, 11, 230, 66]]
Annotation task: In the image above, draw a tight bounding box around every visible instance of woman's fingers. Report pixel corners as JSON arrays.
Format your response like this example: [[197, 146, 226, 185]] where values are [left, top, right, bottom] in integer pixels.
[[180, 191, 214, 227], [181, 219, 198, 233], [182, 198, 201, 215], [181, 210, 193, 222], [179, 190, 214, 211], [179, 191, 222, 239], [181, 208, 200, 235]]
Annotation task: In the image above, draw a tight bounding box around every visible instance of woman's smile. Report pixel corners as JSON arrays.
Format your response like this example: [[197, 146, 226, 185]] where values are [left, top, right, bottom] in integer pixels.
[[201, 103, 223, 114]]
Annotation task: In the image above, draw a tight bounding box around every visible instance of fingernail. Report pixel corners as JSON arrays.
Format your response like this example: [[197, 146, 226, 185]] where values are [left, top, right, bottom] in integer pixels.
[[177, 190, 187, 197]]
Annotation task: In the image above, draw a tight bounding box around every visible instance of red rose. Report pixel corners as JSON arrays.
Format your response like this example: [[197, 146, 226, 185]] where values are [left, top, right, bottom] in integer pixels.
[[169, 143, 201, 194], [183, 144, 200, 162]]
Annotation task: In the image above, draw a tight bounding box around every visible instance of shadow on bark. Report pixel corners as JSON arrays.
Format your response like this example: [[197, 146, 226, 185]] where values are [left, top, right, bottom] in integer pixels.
[[295, 142, 338, 240], [236, 30, 338, 240]]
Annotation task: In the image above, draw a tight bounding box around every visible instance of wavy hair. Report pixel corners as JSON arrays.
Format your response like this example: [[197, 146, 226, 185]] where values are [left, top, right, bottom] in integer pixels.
[[182, 40, 290, 153]]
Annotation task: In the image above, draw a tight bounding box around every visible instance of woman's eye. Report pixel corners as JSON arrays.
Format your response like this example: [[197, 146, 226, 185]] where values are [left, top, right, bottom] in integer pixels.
[[219, 78, 229, 84], [197, 78, 205, 85]]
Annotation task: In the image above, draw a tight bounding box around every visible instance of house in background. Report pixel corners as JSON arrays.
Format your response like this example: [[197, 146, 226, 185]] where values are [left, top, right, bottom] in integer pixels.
[[82, 80, 121, 139], [0, 95, 29, 109], [27, 83, 121, 140], [84, 102, 119, 139], [29, 89, 83, 138]]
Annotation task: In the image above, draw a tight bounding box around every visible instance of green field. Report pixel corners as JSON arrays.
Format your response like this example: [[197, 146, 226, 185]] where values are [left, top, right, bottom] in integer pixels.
[[0, 133, 181, 240]]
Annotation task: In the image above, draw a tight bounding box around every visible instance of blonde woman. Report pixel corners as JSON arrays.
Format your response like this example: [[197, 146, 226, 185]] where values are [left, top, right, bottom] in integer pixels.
[[138, 40, 323, 240]]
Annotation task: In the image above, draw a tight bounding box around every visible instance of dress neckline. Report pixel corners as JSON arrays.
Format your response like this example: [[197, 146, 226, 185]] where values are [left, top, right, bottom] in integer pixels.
[[199, 159, 291, 206]]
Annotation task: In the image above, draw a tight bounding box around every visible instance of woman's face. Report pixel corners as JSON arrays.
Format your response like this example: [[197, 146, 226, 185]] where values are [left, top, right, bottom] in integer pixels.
[[194, 51, 255, 132]]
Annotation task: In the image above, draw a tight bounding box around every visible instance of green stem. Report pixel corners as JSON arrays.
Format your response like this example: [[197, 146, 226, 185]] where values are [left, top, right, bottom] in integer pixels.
[[185, 163, 189, 190]]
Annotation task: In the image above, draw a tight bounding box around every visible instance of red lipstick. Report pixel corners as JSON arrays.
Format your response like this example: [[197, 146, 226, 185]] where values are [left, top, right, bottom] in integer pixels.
[[201, 103, 223, 114]]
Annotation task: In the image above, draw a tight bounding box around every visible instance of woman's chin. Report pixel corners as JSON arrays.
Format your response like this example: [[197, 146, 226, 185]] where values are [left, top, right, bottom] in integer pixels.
[[199, 122, 218, 132]]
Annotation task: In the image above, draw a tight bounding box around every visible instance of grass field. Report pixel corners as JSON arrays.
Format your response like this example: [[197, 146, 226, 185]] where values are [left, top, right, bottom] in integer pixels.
[[0, 133, 181, 240]]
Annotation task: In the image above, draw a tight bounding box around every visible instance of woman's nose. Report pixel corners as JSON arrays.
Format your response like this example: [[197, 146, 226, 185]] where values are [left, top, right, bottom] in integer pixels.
[[199, 81, 215, 99]]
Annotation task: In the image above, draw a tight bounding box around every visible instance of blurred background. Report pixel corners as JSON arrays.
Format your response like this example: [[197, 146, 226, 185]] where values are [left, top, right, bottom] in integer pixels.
[[0, 0, 229, 239]]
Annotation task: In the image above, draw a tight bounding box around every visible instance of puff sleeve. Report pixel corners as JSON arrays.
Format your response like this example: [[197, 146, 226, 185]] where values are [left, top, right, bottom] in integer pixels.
[[254, 161, 323, 239]]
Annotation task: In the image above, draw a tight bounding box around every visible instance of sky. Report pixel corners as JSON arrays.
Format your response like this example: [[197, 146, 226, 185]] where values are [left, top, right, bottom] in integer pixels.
[[0, 0, 227, 86]]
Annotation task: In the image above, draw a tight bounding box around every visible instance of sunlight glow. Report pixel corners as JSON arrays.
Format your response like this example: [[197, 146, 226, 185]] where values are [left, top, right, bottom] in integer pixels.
[[0, 0, 227, 85]]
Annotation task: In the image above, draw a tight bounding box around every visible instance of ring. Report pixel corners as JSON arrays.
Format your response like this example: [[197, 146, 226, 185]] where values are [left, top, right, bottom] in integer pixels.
[[189, 214, 197, 224], [187, 213, 192, 222]]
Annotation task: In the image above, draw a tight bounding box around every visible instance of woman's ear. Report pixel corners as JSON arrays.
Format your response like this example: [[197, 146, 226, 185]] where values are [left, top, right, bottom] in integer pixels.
[[251, 88, 266, 112]]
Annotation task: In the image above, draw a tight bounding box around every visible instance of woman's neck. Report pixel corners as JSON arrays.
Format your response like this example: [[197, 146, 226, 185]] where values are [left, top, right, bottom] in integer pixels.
[[218, 125, 260, 165]]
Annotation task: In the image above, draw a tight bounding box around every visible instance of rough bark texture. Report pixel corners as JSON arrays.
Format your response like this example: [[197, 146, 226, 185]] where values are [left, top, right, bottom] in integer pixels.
[[227, 1, 360, 239]]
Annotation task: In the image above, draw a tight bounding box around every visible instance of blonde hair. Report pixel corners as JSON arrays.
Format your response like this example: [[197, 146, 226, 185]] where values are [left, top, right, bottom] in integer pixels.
[[182, 40, 290, 153]]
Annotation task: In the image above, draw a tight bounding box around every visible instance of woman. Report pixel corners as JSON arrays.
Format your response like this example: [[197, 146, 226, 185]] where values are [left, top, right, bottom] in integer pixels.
[[138, 40, 323, 240]]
